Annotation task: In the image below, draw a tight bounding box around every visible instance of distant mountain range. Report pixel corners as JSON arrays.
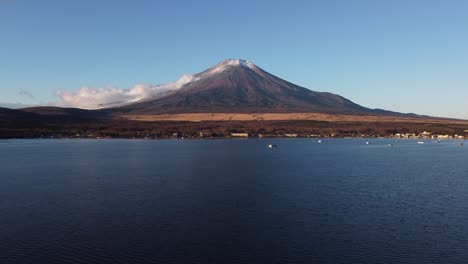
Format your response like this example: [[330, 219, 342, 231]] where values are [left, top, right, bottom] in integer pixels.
[[111, 59, 409, 116], [1, 59, 451, 128], [2, 59, 467, 138]]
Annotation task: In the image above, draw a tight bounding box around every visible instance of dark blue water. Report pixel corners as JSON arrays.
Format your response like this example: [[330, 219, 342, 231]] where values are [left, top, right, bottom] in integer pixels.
[[1, 139, 467, 264]]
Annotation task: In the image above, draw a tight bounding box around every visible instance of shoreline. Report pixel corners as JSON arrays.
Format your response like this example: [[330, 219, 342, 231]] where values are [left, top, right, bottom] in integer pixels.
[[1, 136, 466, 141]]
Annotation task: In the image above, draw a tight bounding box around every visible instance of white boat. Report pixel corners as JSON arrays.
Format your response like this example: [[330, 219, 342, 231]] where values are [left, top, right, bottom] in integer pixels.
[[318, 140, 323, 143], [418, 141, 425, 144], [268, 144, 277, 148]]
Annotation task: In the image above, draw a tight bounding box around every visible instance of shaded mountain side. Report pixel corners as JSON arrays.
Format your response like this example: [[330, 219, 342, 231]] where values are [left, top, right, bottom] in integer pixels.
[[0, 107, 44, 128], [112, 59, 394, 115], [0, 107, 110, 129], [21, 107, 109, 120]]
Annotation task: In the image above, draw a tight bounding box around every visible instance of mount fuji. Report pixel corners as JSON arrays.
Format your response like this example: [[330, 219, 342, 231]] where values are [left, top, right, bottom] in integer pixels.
[[113, 59, 394, 115]]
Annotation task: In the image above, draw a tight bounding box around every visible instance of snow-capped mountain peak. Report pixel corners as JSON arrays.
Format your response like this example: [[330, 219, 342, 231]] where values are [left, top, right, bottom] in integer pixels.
[[220, 59, 256, 70], [202, 59, 257, 76]]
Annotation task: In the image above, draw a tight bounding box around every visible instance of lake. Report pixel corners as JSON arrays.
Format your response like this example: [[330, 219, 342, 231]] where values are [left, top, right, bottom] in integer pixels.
[[1, 139, 467, 263]]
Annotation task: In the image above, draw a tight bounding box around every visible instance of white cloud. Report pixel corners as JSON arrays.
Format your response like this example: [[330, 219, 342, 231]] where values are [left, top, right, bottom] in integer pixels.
[[56, 74, 197, 109]]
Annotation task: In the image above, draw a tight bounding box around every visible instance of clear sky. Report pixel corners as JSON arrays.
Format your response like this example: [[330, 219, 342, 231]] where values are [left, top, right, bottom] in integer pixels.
[[1, 0, 467, 118]]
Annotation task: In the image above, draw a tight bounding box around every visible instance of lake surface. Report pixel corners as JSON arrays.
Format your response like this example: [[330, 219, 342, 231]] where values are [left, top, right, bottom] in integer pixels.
[[1, 138, 468, 264]]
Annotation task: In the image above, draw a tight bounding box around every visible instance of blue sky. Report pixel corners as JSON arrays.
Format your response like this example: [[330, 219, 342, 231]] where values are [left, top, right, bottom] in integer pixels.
[[1, 0, 467, 118]]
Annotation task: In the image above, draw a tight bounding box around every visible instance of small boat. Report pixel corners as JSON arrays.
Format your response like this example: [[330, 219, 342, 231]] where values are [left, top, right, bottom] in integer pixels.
[[365, 141, 371, 145], [418, 141, 425, 144], [317, 140, 323, 143], [268, 144, 278, 149], [388, 144, 393, 147]]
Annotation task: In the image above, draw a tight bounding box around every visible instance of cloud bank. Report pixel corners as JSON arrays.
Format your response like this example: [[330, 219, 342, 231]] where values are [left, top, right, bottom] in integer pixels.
[[56, 74, 197, 109]]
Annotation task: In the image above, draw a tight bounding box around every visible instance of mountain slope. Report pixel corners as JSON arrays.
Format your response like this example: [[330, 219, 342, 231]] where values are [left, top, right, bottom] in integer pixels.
[[114, 59, 376, 115], [21, 107, 108, 120], [0, 107, 43, 128], [0, 107, 108, 129]]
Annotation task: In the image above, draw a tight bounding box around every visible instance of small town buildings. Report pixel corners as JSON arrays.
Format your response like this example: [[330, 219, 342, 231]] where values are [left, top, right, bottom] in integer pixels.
[[231, 133, 249, 138], [436, 135, 451, 140]]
